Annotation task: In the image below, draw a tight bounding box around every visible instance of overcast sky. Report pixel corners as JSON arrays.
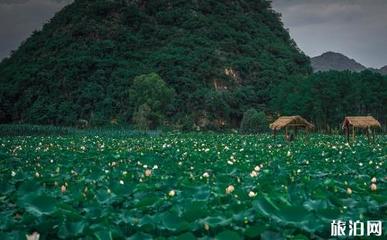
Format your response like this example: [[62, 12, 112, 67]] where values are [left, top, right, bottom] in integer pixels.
[[0, 0, 386, 68], [272, 0, 387, 68]]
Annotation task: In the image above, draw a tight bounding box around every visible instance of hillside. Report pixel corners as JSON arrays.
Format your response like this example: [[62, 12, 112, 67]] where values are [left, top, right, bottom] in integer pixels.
[[0, 0, 311, 128], [311, 52, 366, 72]]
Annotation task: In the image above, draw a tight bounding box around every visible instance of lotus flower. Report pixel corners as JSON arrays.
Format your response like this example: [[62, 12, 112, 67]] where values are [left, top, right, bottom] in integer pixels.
[[248, 191, 257, 198], [225, 185, 235, 194], [250, 170, 258, 177], [371, 177, 377, 183], [26, 232, 40, 240], [145, 169, 152, 177], [168, 190, 176, 197]]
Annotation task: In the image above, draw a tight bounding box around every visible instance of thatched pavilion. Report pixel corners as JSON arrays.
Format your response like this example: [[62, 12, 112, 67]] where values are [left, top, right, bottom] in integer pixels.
[[342, 116, 381, 141], [270, 116, 314, 140]]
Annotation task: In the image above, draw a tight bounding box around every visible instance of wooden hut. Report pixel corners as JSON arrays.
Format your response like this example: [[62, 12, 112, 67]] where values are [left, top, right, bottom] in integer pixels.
[[342, 116, 381, 141], [270, 116, 314, 140]]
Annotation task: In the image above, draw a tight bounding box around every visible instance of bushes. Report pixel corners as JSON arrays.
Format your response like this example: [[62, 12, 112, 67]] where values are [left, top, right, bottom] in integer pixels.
[[239, 109, 268, 133], [130, 73, 175, 130], [0, 124, 161, 137], [0, 124, 76, 136]]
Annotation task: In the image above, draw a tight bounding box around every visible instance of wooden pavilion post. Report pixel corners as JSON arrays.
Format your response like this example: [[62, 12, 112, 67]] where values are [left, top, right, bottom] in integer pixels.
[[372, 128, 375, 142], [352, 126, 355, 141], [366, 127, 370, 142], [345, 125, 350, 143], [285, 126, 288, 141], [273, 129, 277, 139]]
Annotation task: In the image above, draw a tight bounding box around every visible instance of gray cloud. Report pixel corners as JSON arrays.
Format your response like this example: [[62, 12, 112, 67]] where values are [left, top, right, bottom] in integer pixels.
[[0, 0, 70, 4], [0, 0, 70, 59], [272, 0, 387, 68]]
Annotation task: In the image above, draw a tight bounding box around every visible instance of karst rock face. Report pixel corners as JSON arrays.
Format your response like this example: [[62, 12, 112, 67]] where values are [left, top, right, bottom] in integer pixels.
[[0, 0, 311, 127]]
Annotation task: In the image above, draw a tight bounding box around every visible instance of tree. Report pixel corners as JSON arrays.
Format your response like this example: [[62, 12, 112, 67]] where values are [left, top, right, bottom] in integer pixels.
[[240, 109, 268, 134], [132, 103, 152, 130], [129, 73, 174, 129]]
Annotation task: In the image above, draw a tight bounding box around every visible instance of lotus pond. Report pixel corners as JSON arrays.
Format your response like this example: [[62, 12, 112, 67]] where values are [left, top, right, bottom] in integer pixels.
[[0, 133, 386, 239]]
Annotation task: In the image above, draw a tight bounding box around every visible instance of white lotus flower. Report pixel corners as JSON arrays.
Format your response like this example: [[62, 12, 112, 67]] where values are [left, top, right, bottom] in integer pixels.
[[26, 232, 40, 240], [248, 191, 257, 198], [254, 166, 261, 172], [119, 180, 124, 185], [225, 185, 235, 194], [371, 177, 377, 183], [204, 223, 210, 231], [168, 190, 176, 197], [11, 171, 16, 177], [145, 169, 152, 177], [370, 183, 377, 191], [250, 170, 258, 177], [203, 172, 210, 178]]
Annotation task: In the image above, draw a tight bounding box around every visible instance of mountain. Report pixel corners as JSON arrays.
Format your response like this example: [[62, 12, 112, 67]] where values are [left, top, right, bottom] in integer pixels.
[[311, 52, 366, 72], [378, 65, 387, 75], [311, 51, 387, 75], [0, 0, 311, 128]]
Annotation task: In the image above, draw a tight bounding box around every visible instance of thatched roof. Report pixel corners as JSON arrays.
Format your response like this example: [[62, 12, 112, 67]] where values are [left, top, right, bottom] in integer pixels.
[[270, 116, 314, 130], [342, 116, 381, 129]]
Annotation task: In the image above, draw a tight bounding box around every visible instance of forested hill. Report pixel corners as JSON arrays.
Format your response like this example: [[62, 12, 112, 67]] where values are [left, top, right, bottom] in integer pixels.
[[0, 0, 311, 128]]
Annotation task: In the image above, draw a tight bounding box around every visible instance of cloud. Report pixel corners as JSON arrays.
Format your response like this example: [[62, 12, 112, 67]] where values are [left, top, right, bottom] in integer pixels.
[[272, 0, 387, 68], [0, 0, 71, 59], [0, 0, 71, 4]]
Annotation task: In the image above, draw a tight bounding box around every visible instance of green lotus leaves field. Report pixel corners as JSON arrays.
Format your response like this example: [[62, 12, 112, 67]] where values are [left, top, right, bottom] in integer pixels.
[[0, 134, 386, 239]]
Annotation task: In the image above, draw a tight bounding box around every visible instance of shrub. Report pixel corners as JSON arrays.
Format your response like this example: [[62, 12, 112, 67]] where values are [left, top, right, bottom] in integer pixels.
[[240, 109, 268, 133]]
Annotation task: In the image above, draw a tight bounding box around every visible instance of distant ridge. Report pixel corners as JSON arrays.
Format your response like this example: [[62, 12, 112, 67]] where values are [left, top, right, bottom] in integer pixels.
[[378, 65, 387, 75], [311, 51, 387, 75], [311, 51, 366, 72]]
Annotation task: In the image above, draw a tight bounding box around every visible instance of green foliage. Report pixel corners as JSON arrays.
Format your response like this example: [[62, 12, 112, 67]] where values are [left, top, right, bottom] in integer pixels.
[[132, 103, 152, 130], [130, 73, 174, 129], [0, 133, 386, 238], [0, 124, 160, 137], [0, 0, 311, 128], [271, 70, 387, 130], [240, 109, 268, 133], [130, 73, 174, 115]]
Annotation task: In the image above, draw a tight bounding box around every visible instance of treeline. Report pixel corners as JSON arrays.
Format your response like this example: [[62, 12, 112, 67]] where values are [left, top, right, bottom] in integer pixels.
[[271, 70, 387, 130]]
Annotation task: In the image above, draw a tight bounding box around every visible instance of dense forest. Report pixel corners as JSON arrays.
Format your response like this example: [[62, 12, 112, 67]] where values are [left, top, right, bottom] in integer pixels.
[[0, 0, 310, 129], [271, 70, 387, 130], [0, 0, 385, 130]]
